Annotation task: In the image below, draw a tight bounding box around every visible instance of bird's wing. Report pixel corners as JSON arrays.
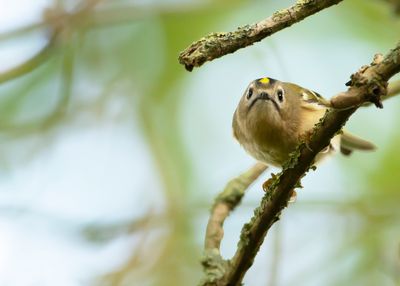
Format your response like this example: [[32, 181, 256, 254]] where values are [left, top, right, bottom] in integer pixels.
[[300, 89, 330, 111]]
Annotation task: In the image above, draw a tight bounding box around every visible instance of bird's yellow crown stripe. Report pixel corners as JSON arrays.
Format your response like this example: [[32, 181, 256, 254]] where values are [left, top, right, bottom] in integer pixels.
[[259, 77, 270, 84]]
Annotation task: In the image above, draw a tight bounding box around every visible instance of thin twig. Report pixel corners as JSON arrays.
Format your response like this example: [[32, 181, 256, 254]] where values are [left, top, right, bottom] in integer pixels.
[[384, 0, 400, 14], [0, 33, 58, 84], [201, 163, 267, 286], [0, 22, 45, 42], [0, 0, 101, 85], [178, 0, 343, 71], [361, 79, 400, 107], [329, 52, 400, 109], [385, 80, 400, 99], [382, 79, 400, 101], [205, 163, 268, 251]]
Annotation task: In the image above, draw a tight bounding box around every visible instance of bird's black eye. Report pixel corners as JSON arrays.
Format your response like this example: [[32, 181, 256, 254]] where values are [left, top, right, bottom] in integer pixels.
[[277, 88, 284, 102], [247, 88, 253, 100]]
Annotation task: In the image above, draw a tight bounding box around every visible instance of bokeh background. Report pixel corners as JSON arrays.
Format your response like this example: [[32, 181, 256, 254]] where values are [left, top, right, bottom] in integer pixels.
[[0, 0, 399, 285]]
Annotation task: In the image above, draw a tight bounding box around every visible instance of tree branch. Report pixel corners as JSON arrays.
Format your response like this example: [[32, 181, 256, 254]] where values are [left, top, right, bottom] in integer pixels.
[[384, 0, 400, 14], [385, 79, 400, 100], [361, 78, 400, 107], [0, 34, 58, 84], [201, 163, 267, 286], [213, 41, 400, 286], [205, 163, 267, 251], [178, 0, 343, 71], [204, 163, 267, 250], [0, 0, 101, 85]]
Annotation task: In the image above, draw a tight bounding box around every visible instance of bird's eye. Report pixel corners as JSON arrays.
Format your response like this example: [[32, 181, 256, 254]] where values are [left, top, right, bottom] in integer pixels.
[[247, 88, 253, 100], [277, 88, 284, 102]]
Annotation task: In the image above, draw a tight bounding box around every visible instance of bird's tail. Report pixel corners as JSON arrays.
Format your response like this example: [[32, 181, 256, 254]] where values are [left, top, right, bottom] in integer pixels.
[[340, 131, 376, 156]]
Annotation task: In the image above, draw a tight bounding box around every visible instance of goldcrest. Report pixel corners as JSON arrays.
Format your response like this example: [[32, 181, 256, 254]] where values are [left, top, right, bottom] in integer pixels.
[[232, 77, 375, 167]]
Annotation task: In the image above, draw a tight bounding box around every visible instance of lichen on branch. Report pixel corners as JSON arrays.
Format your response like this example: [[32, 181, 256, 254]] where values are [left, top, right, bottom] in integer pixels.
[[178, 0, 343, 71]]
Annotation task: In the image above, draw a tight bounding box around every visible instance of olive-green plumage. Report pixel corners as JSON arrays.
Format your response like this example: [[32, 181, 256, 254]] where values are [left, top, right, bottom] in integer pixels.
[[232, 77, 375, 167]]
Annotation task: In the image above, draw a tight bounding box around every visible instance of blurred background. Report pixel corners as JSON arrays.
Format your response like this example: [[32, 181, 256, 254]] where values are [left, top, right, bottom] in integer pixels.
[[0, 0, 399, 285]]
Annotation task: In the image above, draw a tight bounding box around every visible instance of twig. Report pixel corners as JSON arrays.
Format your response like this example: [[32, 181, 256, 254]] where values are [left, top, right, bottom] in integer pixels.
[[205, 163, 267, 251], [329, 52, 399, 109], [178, 0, 343, 71], [384, 0, 400, 14], [0, 0, 101, 85], [201, 163, 267, 286], [208, 42, 400, 285], [0, 33, 58, 84], [383, 79, 400, 100], [362, 79, 400, 107], [0, 22, 45, 42]]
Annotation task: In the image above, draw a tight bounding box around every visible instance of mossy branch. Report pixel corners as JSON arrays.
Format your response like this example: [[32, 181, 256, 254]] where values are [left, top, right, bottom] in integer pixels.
[[382, 79, 400, 101], [200, 163, 267, 286], [204, 163, 267, 252], [178, 0, 343, 71]]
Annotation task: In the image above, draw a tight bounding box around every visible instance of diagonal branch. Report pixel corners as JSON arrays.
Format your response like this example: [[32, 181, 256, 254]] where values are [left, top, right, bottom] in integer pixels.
[[216, 41, 400, 285], [201, 163, 267, 286], [361, 78, 400, 107], [0, 33, 58, 84], [205, 163, 267, 251], [178, 0, 343, 71], [0, 0, 101, 85], [384, 79, 400, 100]]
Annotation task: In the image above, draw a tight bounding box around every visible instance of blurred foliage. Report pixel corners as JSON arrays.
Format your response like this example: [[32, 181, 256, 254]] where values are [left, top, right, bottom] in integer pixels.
[[1, 1, 249, 285], [0, 0, 400, 286]]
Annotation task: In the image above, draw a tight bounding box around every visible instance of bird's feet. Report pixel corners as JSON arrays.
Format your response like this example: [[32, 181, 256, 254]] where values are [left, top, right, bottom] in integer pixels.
[[262, 178, 297, 203]]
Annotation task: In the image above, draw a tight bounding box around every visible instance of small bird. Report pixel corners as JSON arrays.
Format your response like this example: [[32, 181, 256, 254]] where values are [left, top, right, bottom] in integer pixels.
[[232, 77, 375, 167]]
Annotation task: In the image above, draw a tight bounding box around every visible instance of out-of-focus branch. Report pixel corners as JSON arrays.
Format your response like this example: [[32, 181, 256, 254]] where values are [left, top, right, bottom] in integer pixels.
[[361, 79, 400, 107], [383, 0, 400, 14], [204, 163, 267, 251], [201, 163, 267, 285], [83, 212, 162, 243], [384, 79, 400, 100], [178, 0, 343, 71], [0, 34, 58, 84], [0, 22, 45, 42], [0, 0, 101, 85]]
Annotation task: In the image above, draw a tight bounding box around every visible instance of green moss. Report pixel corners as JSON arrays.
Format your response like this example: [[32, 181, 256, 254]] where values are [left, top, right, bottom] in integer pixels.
[[216, 185, 242, 206], [272, 8, 288, 21], [294, 180, 303, 189], [238, 222, 252, 248], [282, 142, 305, 170], [296, 0, 315, 5], [200, 249, 229, 285]]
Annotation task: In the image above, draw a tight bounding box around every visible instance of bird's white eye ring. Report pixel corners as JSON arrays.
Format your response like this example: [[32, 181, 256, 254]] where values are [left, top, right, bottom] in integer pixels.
[[247, 88, 253, 100], [277, 88, 284, 102]]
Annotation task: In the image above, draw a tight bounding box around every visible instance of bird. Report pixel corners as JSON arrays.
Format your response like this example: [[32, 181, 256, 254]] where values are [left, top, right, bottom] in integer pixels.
[[232, 77, 376, 168]]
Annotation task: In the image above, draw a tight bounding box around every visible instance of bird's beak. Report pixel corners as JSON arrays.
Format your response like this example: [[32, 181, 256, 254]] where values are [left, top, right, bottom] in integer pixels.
[[255, 91, 281, 114], [257, 92, 271, 101], [248, 92, 271, 111]]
